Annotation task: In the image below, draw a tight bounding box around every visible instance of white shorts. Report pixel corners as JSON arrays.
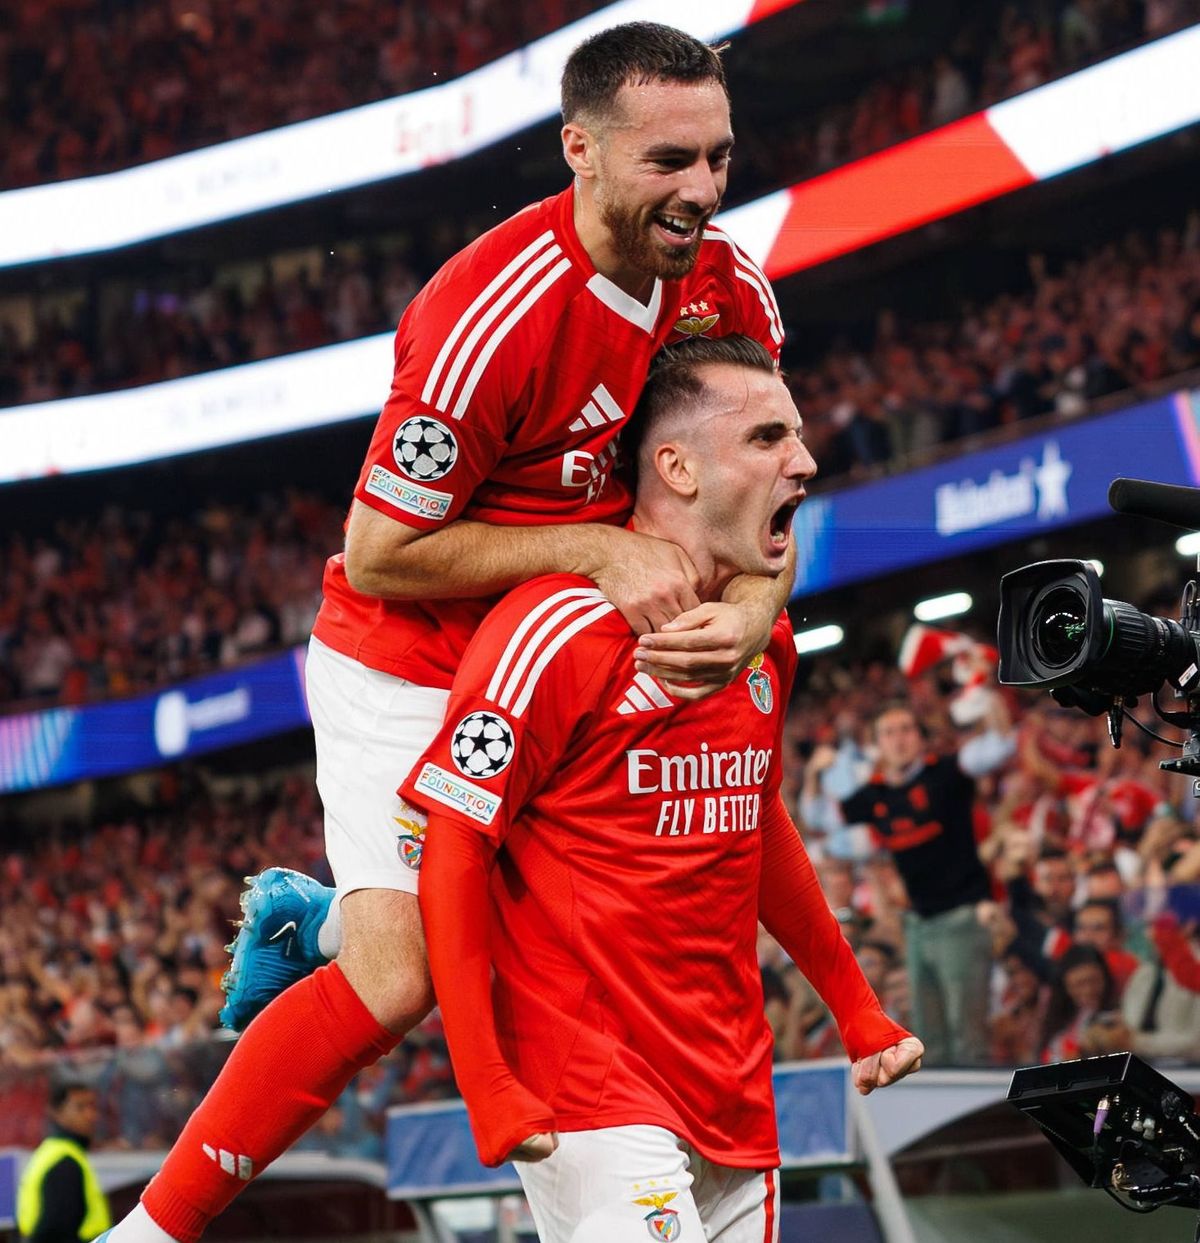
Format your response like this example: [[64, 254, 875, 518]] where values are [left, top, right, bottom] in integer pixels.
[[516, 1125, 779, 1243], [306, 635, 449, 898]]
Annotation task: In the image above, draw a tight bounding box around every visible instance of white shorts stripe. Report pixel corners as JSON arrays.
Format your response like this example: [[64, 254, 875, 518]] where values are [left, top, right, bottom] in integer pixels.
[[433, 242, 563, 413], [485, 587, 604, 702], [496, 594, 611, 712], [452, 256, 573, 420], [510, 600, 615, 717], [421, 229, 555, 406]]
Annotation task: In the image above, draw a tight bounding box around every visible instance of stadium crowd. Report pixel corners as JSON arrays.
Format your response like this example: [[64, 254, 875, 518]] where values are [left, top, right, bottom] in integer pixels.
[[4, 207, 1200, 484], [5, 636, 1200, 1147], [0, 765, 456, 1150], [3, 0, 1193, 190], [0, 489, 342, 707], [735, 0, 1200, 198], [794, 208, 1200, 478], [0, 0, 610, 188]]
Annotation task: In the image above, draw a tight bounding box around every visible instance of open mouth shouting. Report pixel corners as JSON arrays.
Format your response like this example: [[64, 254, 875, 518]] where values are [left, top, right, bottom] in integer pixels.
[[766, 496, 803, 557]]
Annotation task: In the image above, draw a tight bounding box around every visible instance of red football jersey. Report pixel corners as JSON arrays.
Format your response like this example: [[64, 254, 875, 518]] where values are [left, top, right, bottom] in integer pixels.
[[400, 574, 797, 1167], [312, 187, 784, 688]]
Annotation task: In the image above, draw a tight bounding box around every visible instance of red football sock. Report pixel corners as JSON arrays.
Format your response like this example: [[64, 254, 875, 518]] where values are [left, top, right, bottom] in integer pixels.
[[141, 963, 397, 1242]]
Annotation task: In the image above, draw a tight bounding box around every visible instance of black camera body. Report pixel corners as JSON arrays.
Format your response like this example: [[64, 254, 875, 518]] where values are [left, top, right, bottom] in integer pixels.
[[996, 478, 1200, 780], [998, 558, 1200, 710]]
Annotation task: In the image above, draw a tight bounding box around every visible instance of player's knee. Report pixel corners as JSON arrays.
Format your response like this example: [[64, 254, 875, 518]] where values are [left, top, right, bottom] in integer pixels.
[[337, 888, 433, 1032]]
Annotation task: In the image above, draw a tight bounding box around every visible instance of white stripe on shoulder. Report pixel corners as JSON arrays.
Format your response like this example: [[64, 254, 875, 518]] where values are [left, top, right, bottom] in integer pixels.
[[433, 242, 563, 414], [510, 601, 616, 718], [495, 592, 610, 712], [421, 230, 556, 407], [485, 587, 604, 702], [703, 227, 784, 346], [451, 255, 573, 420]]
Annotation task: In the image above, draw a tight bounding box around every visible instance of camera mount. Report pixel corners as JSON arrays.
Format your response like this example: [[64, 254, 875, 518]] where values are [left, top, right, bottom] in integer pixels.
[[1009, 1053, 1200, 1233]]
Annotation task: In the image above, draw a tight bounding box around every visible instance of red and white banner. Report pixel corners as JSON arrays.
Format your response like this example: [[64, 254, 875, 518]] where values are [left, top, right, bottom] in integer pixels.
[[720, 23, 1200, 277]]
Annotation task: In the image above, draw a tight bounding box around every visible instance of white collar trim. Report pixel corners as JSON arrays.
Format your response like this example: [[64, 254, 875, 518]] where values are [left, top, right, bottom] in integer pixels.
[[585, 273, 662, 333]]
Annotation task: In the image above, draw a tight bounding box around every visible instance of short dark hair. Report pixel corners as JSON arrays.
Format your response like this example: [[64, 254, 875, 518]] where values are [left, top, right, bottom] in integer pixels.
[[872, 700, 918, 729], [623, 334, 776, 471], [50, 1079, 94, 1111], [1076, 897, 1122, 934], [561, 22, 728, 125]]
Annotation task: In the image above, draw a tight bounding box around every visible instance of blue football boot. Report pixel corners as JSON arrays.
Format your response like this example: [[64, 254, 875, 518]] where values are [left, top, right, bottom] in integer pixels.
[[219, 867, 333, 1032]]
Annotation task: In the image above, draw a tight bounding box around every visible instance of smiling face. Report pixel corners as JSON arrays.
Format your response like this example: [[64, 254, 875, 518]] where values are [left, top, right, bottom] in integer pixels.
[[566, 77, 733, 288]]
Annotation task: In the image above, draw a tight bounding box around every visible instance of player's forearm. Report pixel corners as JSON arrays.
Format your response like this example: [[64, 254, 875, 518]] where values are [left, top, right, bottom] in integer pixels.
[[418, 815, 556, 1165], [721, 540, 795, 648], [346, 507, 626, 600], [758, 796, 910, 1060]]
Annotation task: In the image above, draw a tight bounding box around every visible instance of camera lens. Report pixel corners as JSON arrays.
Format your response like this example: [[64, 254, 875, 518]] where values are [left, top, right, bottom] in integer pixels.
[[1032, 585, 1089, 669]]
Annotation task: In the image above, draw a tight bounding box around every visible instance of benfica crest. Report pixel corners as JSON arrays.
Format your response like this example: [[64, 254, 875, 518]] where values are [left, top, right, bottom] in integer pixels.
[[746, 652, 773, 714], [394, 809, 427, 870], [673, 299, 719, 337], [633, 1191, 682, 1240]]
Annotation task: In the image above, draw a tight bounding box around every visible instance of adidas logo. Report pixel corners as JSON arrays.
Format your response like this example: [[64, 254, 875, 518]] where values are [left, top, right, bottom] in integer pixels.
[[616, 673, 674, 715], [203, 1143, 254, 1180], [569, 383, 625, 433]]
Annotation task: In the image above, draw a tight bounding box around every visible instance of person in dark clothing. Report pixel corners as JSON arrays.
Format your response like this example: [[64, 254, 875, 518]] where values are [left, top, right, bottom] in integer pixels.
[[832, 699, 1015, 1065], [17, 1082, 111, 1243]]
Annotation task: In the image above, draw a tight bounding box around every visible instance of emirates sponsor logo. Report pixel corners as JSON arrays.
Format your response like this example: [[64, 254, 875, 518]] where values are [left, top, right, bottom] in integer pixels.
[[626, 743, 772, 794]]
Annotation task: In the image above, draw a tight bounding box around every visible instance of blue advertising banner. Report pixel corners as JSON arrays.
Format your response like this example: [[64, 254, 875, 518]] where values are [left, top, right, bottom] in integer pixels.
[[0, 1151, 16, 1228], [386, 1063, 852, 1200], [0, 648, 310, 794], [792, 389, 1200, 598]]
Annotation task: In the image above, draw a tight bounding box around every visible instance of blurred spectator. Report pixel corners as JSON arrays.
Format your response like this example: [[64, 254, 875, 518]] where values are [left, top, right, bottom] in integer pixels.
[[1071, 897, 1140, 993], [989, 940, 1049, 1065], [807, 695, 1016, 1065], [1038, 943, 1119, 1061], [1078, 915, 1200, 1062], [15, 1079, 109, 1241]]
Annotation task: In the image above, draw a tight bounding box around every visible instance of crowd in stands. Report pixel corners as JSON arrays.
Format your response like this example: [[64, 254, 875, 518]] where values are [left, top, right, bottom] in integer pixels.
[[0, 764, 455, 1150], [3, 208, 1199, 711], [770, 636, 1200, 1068], [5, 0, 1194, 190], [0, 243, 427, 409], [0, 0, 609, 188], [6, 631, 1200, 1148], [0, 489, 343, 707], [5, 204, 1200, 488], [736, 0, 1200, 199], [793, 210, 1200, 479]]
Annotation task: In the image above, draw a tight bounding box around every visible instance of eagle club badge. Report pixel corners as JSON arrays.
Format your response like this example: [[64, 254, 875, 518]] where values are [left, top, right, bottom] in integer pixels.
[[746, 652, 773, 714], [633, 1191, 682, 1240], [394, 808, 426, 870], [673, 299, 719, 337]]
